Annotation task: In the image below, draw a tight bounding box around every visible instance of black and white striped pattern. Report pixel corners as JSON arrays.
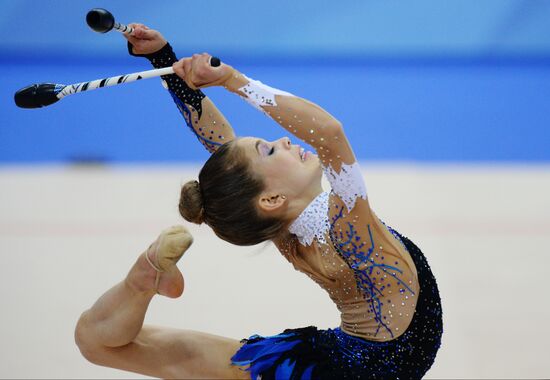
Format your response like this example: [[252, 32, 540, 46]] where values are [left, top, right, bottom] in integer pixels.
[[56, 66, 174, 99], [113, 22, 133, 34]]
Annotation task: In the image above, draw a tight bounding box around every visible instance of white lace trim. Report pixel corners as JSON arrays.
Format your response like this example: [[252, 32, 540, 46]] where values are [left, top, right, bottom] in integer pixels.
[[238, 75, 293, 112], [288, 192, 330, 246], [323, 162, 367, 212]]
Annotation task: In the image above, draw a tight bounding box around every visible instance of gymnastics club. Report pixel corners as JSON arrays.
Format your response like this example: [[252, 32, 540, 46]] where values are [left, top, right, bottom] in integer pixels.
[[14, 59, 221, 109], [14, 8, 221, 108], [86, 8, 133, 34]]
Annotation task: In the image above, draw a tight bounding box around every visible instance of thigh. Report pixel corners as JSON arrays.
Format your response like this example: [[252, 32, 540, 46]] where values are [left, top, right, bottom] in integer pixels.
[[87, 325, 249, 379]]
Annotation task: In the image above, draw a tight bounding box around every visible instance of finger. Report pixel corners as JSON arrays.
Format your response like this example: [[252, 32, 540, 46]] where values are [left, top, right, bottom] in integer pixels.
[[201, 53, 214, 65], [193, 54, 212, 74], [201, 54, 212, 66], [195, 54, 212, 73], [132, 27, 147, 39], [123, 23, 139, 41], [182, 58, 193, 77], [128, 23, 145, 35], [172, 59, 192, 79], [125, 31, 142, 46], [191, 54, 207, 68], [125, 34, 140, 45], [172, 59, 184, 76], [137, 28, 158, 40], [124, 33, 139, 47], [182, 58, 198, 89]]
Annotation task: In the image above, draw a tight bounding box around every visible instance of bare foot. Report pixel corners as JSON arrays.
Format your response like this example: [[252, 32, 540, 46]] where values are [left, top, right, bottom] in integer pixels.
[[126, 226, 193, 298]]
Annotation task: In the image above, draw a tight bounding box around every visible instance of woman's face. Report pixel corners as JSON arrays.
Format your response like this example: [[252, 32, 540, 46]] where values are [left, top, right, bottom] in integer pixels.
[[237, 136, 323, 203]]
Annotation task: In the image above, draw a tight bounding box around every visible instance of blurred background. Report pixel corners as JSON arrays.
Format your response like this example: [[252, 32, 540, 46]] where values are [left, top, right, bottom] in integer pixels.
[[1, 0, 549, 378]]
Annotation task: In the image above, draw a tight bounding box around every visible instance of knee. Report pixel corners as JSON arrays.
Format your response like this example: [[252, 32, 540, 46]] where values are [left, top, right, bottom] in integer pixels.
[[74, 311, 104, 365]]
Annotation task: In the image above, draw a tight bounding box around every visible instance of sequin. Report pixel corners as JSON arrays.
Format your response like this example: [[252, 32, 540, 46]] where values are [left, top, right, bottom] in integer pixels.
[[324, 162, 368, 212], [134, 43, 226, 153], [145, 54, 444, 377], [238, 75, 293, 112], [232, 233, 443, 379], [288, 192, 330, 246]]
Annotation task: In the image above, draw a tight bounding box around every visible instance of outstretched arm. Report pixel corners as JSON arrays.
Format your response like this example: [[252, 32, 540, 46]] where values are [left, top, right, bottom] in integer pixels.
[[223, 72, 354, 171], [174, 54, 420, 339], [220, 70, 368, 208], [221, 67, 420, 340], [176, 57, 364, 208], [125, 24, 235, 153]]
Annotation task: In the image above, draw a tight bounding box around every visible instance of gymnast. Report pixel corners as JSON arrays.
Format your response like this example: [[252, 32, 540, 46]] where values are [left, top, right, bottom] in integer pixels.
[[75, 23, 443, 379]]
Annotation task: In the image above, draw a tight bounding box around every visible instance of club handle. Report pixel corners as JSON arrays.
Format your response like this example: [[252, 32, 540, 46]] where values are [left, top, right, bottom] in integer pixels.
[[56, 57, 222, 99], [113, 21, 133, 35], [15, 57, 224, 108]]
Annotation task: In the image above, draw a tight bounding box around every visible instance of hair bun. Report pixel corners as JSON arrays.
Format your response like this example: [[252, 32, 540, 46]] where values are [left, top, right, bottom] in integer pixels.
[[179, 180, 205, 225]]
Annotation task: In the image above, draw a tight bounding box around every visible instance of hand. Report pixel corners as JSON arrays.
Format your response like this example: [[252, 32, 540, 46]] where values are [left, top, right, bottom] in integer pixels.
[[172, 53, 234, 89], [125, 23, 167, 55]]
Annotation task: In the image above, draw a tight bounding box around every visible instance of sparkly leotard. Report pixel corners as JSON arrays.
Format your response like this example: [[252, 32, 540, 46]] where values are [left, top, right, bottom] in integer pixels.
[[135, 44, 443, 379], [282, 187, 420, 342], [231, 174, 443, 379]]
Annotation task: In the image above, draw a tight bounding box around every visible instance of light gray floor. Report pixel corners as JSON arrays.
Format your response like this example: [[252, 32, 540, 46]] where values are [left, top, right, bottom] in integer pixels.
[[1, 163, 549, 379]]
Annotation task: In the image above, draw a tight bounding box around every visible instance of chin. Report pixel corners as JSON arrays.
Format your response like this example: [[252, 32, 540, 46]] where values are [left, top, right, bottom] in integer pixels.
[[313, 162, 323, 181], [312, 157, 322, 172]]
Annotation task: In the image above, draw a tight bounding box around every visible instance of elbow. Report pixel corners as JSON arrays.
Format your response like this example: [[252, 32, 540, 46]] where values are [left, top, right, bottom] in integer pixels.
[[326, 119, 343, 132], [74, 311, 104, 365], [321, 119, 344, 142]]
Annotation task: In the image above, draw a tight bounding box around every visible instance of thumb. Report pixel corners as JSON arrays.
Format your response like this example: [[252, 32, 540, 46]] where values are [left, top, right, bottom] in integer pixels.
[[132, 27, 145, 38], [135, 28, 157, 40]]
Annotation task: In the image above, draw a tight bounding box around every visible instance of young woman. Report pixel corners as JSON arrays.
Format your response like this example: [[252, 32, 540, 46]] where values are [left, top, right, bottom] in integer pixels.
[[75, 24, 443, 379]]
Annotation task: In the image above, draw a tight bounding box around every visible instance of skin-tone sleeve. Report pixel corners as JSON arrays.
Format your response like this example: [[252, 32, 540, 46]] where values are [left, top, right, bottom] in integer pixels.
[[132, 43, 235, 153], [223, 71, 419, 339], [223, 72, 357, 170]]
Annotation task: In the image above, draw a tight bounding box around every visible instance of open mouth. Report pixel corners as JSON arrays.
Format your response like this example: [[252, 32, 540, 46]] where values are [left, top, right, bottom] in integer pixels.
[[299, 147, 306, 161]]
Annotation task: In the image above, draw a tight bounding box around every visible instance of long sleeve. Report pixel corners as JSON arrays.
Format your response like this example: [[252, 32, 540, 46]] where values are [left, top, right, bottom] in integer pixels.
[[129, 43, 235, 153], [224, 71, 420, 339]]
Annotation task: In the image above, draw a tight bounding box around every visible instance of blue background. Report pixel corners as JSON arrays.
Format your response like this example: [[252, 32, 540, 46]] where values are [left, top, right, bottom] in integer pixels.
[[1, 0, 549, 163]]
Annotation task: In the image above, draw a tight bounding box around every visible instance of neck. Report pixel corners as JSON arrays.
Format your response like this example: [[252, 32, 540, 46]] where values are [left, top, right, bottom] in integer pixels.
[[285, 184, 324, 225]]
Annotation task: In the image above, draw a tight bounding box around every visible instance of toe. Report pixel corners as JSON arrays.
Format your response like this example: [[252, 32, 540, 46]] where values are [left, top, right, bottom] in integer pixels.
[[157, 226, 194, 270]]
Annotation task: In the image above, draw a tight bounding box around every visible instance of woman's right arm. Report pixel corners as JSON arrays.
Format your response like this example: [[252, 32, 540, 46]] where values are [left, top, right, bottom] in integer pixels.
[[125, 24, 235, 153]]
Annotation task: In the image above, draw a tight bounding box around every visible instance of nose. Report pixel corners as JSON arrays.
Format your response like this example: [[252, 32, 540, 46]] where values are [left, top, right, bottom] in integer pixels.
[[277, 137, 291, 150]]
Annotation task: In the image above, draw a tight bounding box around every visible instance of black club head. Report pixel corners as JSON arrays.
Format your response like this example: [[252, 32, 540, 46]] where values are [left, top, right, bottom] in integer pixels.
[[14, 83, 62, 109], [86, 8, 115, 33]]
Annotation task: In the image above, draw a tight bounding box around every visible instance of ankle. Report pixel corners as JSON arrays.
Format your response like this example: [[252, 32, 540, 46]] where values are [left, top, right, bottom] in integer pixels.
[[124, 255, 158, 295], [124, 276, 156, 297]]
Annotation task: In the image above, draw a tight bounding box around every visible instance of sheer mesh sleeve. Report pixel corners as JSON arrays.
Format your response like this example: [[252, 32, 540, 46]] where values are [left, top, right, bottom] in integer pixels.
[[129, 42, 233, 153]]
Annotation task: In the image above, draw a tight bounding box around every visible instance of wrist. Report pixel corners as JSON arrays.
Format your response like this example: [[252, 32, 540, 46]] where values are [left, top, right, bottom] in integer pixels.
[[128, 42, 174, 66], [223, 69, 249, 94]]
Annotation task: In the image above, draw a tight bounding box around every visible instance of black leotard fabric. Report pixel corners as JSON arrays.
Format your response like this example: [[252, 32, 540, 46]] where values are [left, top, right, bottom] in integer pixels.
[[128, 42, 206, 117], [231, 229, 443, 379]]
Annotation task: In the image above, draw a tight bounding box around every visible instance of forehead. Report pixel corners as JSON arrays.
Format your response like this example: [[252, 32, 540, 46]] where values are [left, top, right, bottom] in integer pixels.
[[236, 136, 260, 157], [238, 136, 257, 147]]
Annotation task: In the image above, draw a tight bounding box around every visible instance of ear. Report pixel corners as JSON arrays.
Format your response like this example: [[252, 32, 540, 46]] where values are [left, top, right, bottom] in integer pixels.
[[258, 193, 287, 214]]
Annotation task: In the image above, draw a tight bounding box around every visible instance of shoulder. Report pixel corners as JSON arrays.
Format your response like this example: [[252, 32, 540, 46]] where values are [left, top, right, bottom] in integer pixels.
[[272, 234, 301, 261]]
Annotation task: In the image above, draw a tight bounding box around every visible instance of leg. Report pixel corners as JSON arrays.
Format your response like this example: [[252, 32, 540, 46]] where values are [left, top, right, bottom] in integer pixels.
[[75, 226, 248, 379]]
